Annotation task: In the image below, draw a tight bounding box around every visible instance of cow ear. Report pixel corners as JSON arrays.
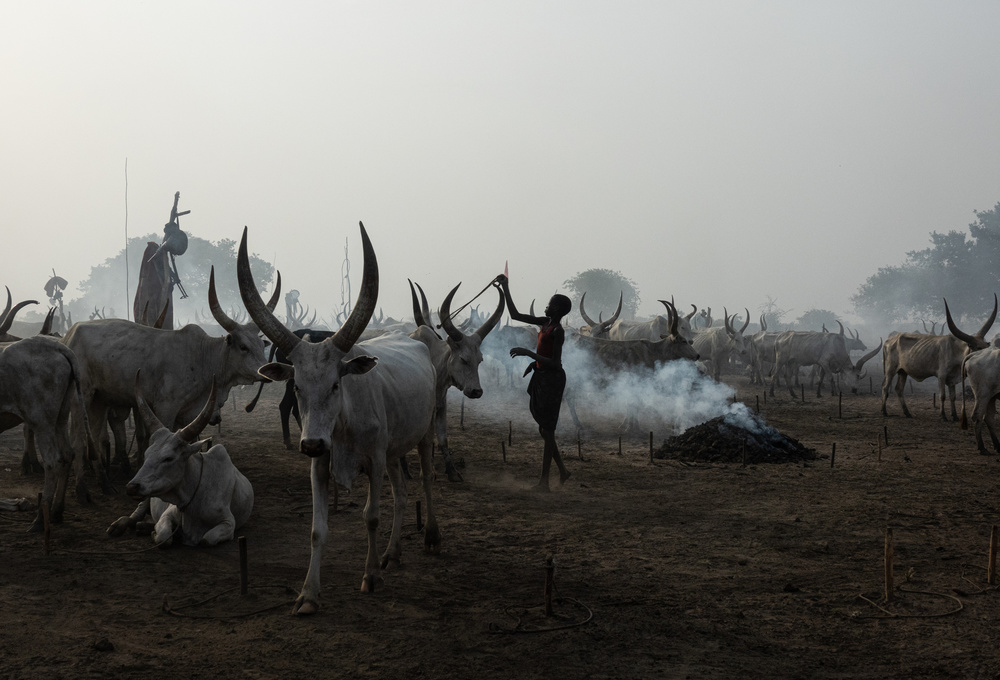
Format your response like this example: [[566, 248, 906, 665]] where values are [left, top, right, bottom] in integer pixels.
[[182, 438, 212, 458], [340, 355, 378, 377], [260, 362, 295, 382]]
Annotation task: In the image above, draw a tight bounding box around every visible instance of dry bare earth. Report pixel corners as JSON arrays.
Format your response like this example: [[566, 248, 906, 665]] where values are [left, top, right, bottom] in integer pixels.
[[2, 369, 1000, 679]]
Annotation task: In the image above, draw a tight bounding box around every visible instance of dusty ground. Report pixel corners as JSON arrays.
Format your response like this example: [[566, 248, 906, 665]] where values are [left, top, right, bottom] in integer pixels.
[[2, 368, 1000, 679]]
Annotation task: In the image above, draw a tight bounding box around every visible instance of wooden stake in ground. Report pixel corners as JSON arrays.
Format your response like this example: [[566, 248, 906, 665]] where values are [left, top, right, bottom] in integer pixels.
[[884, 528, 894, 603], [508, 421, 512, 446], [741, 439, 746, 467], [989, 525, 998, 586], [501, 439, 506, 462], [933, 392, 937, 409], [801, 384, 805, 403], [618, 435, 622, 456], [544, 555, 555, 617], [756, 395, 760, 413], [878, 433, 883, 462], [830, 442, 836, 468], [649, 431, 653, 463], [577, 430, 583, 461], [239, 536, 249, 595], [884, 425, 889, 447]]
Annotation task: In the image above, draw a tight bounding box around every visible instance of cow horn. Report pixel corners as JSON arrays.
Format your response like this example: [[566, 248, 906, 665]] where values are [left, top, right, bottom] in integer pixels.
[[529, 300, 536, 317], [238, 227, 301, 357], [176, 381, 218, 444], [438, 284, 466, 343], [977, 293, 998, 339], [329, 222, 379, 353], [740, 308, 750, 334], [759, 313, 767, 332], [416, 281, 433, 327], [579, 292, 598, 327], [0, 287, 11, 327], [944, 298, 980, 348], [837, 320, 845, 336], [265, 274, 281, 314], [0, 298, 37, 336], [139, 301, 150, 326], [40, 308, 56, 335], [134, 372, 166, 433], [723, 307, 734, 337], [153, 300, 170, 329], [667, 300, 680, 337], [409, 279, 427, 327], [209, 267, 240, 333], [686, 304, 697, 321], [474, 286, 505, 341], [855, 338, 883, 371]]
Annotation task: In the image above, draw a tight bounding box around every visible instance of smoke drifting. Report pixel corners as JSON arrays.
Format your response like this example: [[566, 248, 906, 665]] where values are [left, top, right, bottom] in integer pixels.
[[559, 341, 760, 436]]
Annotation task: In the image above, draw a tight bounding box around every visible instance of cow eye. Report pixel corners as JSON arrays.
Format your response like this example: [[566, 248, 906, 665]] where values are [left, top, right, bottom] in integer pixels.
[[331, 383, 340, 394]]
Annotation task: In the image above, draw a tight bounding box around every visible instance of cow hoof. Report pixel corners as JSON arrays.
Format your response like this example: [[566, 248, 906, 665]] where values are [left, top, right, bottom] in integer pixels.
[[424, 528, 442, 555], [283, 441, 294, 451], [445, 464, 464, 483], [380, 554, 401, 570], [293, 598, 319, 616], [21, 462, 43, 476], [360, 575, 381, 593], [107, 517, 133, 537], [135, 521, 154, 536]]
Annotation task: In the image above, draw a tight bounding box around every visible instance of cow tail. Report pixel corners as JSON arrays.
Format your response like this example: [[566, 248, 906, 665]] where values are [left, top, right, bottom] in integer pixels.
[[63, 346, 97, 463]]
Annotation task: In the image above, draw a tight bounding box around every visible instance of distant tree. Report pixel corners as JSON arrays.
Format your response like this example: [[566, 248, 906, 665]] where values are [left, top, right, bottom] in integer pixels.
[[795, 309, 840, 331], [69, 233, 275, 324], [853, 202, 1000, 325], [562, 268, 640, 322]]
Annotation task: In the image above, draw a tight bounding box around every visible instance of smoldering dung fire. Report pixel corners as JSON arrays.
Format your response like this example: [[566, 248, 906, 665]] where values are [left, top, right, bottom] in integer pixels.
[[655, 410, 817, 465], [559, 343, 815, 463]]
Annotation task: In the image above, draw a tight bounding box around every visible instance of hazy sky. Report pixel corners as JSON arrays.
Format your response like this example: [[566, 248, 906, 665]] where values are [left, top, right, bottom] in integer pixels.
[[4, 1, 1000, 326]]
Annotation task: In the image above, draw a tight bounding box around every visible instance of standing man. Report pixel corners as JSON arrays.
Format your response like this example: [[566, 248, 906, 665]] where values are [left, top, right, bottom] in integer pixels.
[[495, 274, 571, 491]]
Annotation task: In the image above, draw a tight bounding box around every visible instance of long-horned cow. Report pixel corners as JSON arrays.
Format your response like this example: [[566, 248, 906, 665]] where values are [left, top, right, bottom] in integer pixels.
[[61, 268, 280, 485], [691, 308, 751, 381], [608, 299, 697, 342], [958, 348, 1000, 455], [108, 382, 254, 546], [408, 279, 504, 482], [769, 322, 883, 398], [881, 295, 997, 420], [577, 292, 622, 338], [238, 223, 438, 615]]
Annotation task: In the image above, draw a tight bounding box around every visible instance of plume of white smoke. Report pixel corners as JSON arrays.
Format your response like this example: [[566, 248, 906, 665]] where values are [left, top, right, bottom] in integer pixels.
[[560, 339, 764, 435]]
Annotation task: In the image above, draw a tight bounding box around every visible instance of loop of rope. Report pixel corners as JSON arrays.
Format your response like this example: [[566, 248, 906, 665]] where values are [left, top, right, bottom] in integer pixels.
[[438, 278, 500, 327]]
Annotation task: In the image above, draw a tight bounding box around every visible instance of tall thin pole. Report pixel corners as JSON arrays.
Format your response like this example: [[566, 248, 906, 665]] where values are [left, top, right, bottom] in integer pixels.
[[124, 158, 130, 321]]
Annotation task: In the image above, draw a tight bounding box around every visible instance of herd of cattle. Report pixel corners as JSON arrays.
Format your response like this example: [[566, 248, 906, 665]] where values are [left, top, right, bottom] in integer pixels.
[[3, 222, 1000, 614]]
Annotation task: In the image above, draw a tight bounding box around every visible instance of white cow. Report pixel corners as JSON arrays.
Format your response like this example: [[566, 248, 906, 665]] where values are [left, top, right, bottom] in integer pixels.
[[691, 308, 751, 381], [108, 382, 253, 547], [238, 223, 438, 615], [408, 279, 504, 482]]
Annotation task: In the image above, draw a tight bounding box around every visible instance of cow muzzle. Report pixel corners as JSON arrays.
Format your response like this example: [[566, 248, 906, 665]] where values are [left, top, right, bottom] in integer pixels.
[[124, 482, 144, 498], [300, 438, 330, 458], [464, 387, 483, 399]]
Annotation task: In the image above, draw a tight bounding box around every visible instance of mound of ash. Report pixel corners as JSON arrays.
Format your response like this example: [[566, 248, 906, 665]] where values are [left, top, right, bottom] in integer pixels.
[[656, 411, 816, 465]]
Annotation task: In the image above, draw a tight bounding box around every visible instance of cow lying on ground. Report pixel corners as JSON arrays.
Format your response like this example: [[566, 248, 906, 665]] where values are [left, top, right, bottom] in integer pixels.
[[107, 382, 253, 547]]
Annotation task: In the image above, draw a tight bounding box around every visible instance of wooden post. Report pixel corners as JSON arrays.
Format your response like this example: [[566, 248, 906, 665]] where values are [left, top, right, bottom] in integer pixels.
[[884, 528, 894, 603], [933, 392, 937, 409], [618, 435, 622, 456], [416, 500, 423, 531], [883, 425, 889, 447], [741, 439, 746, 467], [239, 536, 249, 595], [989, 525, 998, 586], [39, 493, 50, 557], [544, 555, 555, 617], [877, 434, 882, 462], [501, 439, 506, 462], [649, 431, 654, 463], [756, 395, 760, 413], [830, 442, 836, 468], [577, 430, 583, 460], [508, 421, 512, 446], [800, 384, 805, 403]]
